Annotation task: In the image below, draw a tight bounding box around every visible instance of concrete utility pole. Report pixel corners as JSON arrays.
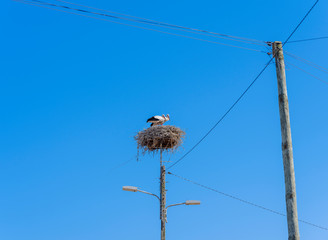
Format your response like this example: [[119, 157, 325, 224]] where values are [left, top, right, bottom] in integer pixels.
[[160, 151, 166, 240], [272, 41, 300, 240]]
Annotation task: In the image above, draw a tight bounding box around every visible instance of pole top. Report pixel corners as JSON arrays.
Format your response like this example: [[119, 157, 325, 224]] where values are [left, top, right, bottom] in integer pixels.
[[273, 41, 283, 49]]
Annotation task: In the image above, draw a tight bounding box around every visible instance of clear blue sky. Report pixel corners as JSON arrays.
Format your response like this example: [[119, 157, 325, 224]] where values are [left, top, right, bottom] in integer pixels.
[[1, 0, 328, 239]]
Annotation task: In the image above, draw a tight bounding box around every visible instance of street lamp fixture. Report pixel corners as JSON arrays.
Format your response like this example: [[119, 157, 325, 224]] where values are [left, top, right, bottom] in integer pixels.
[[123, 185, 200, 216], [123, 186, 201, 207], [185, 200, 201, 205], [122, 186, 138, 192]]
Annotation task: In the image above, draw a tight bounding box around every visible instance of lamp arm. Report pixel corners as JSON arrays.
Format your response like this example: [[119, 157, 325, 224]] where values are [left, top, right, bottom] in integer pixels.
[[166, 202, 185, 209], [137, 189, 160, 201]]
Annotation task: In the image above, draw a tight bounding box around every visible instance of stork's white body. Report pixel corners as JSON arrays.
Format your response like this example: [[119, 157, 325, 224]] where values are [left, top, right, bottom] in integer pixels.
[[147, 114, 170, 126]]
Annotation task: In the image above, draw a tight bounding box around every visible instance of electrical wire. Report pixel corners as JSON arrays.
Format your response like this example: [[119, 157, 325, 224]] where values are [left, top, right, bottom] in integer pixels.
[[167, 56, 274, 170], [168, 171, 328, 231], [285, 51, 328, 74], [52, 0, 327, 48], [54, 0, 267, 46], [285, 60, 328, 85], [285, 36, 328, 44], [282, 0, 319, 46], [108, 158, 135, 173], [167, 0, 319, 170], [50, 0, 267, 47], [14, 0, 267, 53]]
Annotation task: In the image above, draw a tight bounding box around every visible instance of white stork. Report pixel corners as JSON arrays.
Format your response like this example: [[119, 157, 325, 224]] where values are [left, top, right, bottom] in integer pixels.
[[147, 114, 170, 126]]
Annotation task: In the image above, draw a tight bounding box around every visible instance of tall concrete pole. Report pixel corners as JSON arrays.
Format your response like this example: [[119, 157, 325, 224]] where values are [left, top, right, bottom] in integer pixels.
[[160, 151, 166, 240], [272, 41, 300, 240]]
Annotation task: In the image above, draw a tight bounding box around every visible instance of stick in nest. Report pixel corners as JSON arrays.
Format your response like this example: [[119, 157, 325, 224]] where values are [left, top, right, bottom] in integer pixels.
[[135, 125, 185, 154]]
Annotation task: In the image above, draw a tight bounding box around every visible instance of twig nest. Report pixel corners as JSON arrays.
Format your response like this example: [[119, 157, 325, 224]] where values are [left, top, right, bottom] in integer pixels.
[[135, 125, 185, 154]]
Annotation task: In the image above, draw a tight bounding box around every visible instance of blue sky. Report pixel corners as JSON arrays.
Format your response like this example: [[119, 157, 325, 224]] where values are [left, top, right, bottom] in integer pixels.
[[1, 0, 328, 239]]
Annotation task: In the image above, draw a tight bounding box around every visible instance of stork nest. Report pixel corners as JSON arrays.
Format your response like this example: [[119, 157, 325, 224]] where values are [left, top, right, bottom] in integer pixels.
[[135, 125, 185, 154]]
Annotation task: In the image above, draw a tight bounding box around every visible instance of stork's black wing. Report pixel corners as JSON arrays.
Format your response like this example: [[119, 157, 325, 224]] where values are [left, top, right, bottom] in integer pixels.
[[147, 116, 159, 122]]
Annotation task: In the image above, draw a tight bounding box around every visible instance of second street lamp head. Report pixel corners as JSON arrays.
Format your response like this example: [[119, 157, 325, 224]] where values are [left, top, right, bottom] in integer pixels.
[[185, 200, 201, 205], [122, 186, 138, 192]]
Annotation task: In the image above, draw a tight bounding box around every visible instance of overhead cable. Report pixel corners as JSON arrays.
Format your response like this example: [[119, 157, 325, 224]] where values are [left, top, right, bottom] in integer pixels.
[[168, 171, 328, 231], [15, 0, 267, 53], [108, 158, 135, 173], [282, 0, 319, 45], [167, 56, 274, 170], [285, 36, 328, 44], [285, 60, 328, 85], [285, 51, 328, 74], [54, 0, 267, 46]]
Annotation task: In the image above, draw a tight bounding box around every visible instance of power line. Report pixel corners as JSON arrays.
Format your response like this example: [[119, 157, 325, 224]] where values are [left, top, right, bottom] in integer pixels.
[[282, 0, 319, 46], [285, 36, 328, 44], [285, 51, 328, 74], [53, 0, 267, 46], [15, 0, 267, 53], [108, 158, 135, 173], [51, 0, 327, 48], [168, 171, 328, 231], [167, 56, 274, 170], [55, 0, 264, 48], [285, 60, 328, 85], [167, 0, 319, 170]]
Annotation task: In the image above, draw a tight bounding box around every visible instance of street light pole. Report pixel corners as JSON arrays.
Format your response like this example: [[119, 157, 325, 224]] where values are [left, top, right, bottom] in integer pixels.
[[123, 183, 200, 240], [160, 151, 166, 240]]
